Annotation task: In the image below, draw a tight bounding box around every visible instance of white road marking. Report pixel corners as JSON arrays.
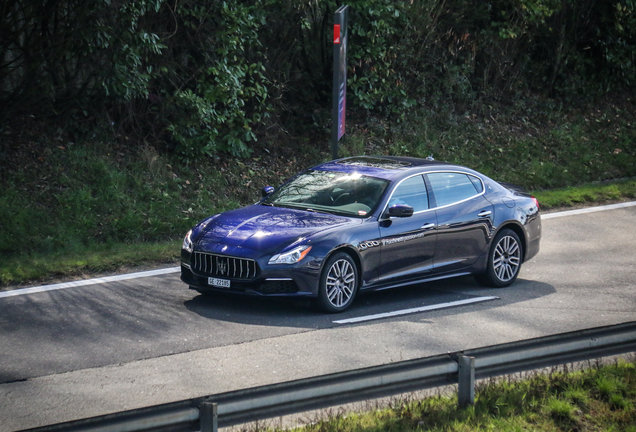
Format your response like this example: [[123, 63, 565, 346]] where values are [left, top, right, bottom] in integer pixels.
[[2, 201, 634, 299], [0, 267, 180, 299], [542, 201, 636, 219], [333, 296, 499, 324]]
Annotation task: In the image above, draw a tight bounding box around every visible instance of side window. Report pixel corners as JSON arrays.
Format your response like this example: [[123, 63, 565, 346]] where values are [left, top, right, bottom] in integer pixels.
[[427, 172, 483, 207], [388, 175, 429, 212]]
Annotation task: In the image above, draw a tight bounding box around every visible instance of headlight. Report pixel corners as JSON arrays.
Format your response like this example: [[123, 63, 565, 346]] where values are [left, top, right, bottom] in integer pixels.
[[182, 229, 193, 252], [268, 245, 312, 265]]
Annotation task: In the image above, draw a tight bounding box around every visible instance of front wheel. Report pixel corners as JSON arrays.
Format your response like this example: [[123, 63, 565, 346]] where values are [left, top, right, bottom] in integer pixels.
[[316, 252, 359, 313], [476, 228, 523, 288]]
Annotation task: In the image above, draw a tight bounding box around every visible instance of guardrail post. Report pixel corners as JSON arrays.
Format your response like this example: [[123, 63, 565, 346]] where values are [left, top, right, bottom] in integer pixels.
[[199, 402, 218, 432], [457, 354, 475, 408]]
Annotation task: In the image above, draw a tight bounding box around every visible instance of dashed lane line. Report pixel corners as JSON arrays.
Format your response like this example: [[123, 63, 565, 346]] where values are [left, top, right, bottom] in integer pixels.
[[333, 296, 499, 324]]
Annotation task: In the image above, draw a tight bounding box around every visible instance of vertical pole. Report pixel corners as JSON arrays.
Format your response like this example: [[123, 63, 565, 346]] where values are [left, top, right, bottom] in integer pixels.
[[457, 355, 475, 408], [200, 402, 218, 432], [331, 16, 340, 161], [331, 5, 349, 160]]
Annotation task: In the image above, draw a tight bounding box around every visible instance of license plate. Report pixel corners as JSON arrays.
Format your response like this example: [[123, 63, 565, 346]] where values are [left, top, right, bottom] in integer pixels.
[[208, 277, 230, 288]]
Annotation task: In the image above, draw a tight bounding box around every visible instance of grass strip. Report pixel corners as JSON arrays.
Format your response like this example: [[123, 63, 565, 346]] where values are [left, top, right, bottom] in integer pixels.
[[284, 358, 636, 432], [0, 241, 180, 288], [532, 178, 636, 210], [2, 180, 636, 287]]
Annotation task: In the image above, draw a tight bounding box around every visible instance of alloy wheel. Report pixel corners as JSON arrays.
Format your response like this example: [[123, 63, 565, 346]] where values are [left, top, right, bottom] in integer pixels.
[[493, 235, 521, 282], [325, 258, 356, 308]]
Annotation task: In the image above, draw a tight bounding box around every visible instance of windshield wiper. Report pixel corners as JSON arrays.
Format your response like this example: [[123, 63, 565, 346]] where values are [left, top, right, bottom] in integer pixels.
[[323, 208, 357, 216], [306, 208, 330, 214], [268, 202, 345, 216], [269, 202, 301, 210]]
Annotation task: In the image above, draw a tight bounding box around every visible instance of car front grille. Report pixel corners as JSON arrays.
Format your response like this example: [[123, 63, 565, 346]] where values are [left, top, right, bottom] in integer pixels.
[[192, 252, 259, 280]]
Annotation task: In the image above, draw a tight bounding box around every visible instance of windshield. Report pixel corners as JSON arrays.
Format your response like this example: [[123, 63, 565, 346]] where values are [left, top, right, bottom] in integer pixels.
[[263, 170, 390, 217]]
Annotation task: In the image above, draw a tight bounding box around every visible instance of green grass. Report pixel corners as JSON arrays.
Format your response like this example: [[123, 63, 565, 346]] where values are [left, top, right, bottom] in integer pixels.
[[1, 95, 635, 286], [0, 241, 181, 287], [532, 179, 636, 210], [0, 140, 324, 286], [4, 173, 630, 286], [278, 359, 636, 432]]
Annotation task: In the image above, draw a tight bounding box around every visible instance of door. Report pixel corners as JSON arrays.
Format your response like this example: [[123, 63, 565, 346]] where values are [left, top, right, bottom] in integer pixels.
[[377, 175, 438, 283], [425, 172, 494, 273]]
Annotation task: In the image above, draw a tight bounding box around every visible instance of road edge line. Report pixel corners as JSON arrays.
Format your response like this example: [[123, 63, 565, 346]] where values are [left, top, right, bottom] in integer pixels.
[[542, 200, 636, 219], [0, 267, 180, 299]]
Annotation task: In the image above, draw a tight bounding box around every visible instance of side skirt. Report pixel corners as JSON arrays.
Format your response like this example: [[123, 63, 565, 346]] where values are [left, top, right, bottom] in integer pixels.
[[361, 272, 473, 292]]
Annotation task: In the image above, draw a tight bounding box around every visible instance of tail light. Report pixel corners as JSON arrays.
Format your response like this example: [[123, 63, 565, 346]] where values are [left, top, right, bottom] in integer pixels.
[[531, 196, 540, 210]]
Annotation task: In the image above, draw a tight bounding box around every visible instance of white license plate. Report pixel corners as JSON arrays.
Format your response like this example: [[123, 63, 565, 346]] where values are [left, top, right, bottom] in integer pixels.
[[208, 277, 230, 288]]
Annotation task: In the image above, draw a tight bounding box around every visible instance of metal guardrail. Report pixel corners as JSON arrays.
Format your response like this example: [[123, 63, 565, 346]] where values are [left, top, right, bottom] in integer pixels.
[[23, 321, 636, 432]]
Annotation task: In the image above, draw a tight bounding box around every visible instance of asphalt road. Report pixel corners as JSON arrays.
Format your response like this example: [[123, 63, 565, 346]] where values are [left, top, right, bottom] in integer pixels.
[[1, 203, 635, 431]]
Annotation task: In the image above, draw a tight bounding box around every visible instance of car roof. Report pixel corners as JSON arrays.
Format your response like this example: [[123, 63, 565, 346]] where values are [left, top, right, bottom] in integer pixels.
[[312, 156, 455, 181]]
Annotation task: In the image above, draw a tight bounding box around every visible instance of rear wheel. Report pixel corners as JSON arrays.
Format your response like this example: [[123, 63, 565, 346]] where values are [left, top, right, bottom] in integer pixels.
[[476, 228, 523, 288], [316, 252, 358, 313]]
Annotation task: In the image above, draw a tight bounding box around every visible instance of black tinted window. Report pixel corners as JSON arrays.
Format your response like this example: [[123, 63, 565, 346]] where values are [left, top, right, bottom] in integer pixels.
[[427, 172, 482, 207]]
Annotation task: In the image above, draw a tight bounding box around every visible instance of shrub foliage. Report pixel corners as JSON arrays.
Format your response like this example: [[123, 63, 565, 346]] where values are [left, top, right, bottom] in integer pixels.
[[1, 0, 635, 157]]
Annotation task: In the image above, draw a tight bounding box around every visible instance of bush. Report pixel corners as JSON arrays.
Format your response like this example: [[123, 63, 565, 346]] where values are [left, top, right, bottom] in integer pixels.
[[2, 0, 635, 158]]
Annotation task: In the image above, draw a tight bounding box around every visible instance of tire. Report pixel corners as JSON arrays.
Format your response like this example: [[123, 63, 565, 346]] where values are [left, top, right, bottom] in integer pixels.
[[316, 252, 359, 313], [476, 228, 523, 288]]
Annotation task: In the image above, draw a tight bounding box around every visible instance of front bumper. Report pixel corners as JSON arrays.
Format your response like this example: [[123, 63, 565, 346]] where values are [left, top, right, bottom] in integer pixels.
[[180, 249, 321, 297]]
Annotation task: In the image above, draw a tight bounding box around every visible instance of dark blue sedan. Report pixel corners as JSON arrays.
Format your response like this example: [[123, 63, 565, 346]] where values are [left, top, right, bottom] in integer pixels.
[[181, 156, 541, 312]]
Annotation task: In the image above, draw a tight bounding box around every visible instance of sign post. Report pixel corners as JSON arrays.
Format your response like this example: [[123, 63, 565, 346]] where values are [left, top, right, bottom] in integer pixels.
[[331, 5, 349, 160]]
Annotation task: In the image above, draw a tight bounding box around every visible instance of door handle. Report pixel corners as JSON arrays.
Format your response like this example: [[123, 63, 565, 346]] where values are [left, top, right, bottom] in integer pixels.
[[478, 210, 492, 217], [421, 223, 436, 230]]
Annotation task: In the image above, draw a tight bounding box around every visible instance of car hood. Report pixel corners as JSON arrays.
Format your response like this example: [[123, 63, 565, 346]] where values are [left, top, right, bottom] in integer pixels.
[[194, 204, 354, 255]]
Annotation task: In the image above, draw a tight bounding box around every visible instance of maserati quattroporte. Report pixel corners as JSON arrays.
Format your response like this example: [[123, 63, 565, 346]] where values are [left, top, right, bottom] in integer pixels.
[[181, 156, 541, 312]]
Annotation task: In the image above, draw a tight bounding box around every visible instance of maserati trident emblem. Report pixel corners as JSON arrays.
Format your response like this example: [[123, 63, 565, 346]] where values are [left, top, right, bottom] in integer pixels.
[[217, 258, 228, 275]]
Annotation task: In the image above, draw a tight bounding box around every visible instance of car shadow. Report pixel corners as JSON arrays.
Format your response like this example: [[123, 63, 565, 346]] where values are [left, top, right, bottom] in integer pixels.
[[184, 290, 317, 318], [348, 276, 556, 324], [183, 276, 556, 328]]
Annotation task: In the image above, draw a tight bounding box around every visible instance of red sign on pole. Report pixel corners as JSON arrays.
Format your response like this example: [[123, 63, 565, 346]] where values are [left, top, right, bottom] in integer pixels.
[[334, 25, 341, 44]]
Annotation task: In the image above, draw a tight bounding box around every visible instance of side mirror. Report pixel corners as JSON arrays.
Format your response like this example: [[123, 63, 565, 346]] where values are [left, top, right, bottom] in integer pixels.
[[261, 186, 275, 197], [388, 204, 414, 218]]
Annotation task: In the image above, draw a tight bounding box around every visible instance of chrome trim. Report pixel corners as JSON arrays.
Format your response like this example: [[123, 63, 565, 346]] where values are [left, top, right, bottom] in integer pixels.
[[191, 252, 258, 280], [370, 271, 473, 291], [381, 173, 431, 218], [265, 278, 294, 281]]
